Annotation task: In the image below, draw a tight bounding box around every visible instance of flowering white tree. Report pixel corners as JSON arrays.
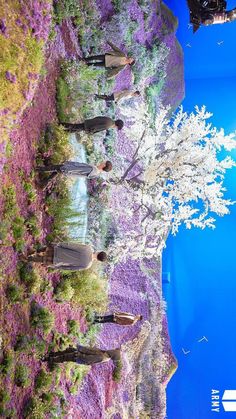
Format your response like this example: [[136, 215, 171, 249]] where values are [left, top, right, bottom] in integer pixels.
[[109, 106, 236, 261]]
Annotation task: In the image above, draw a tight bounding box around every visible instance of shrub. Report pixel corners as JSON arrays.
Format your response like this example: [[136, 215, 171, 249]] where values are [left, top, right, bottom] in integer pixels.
[[5, 284, 23, 303], [0, 184, 26, 248], [54, 279, 74, 302], [69, 365, 90, 395], [0, 389, 10, 414], [56, 60, 103, 122], [37, 123, 71, 165], [23, 181, 37, 203], [12, 215, 26, 251], [67, 319, 79, 336], [112, 359, 122, 382], [14, 335, 31, 352], [0, 389, 10, 404], [79, 324, 100, 346], [0, 351, 14, 376], [51, 332, 74, 351], [14, 335, 46, 358], [54, 0, 81, 24], [22, 396, 51, 419], [25, 215, 41, 239], [30, 301, 54, 334], [64, 266, 108, 312], [19, 263, 43, 294], [14, 364, 30, 388], [35, 369, 52, 392]]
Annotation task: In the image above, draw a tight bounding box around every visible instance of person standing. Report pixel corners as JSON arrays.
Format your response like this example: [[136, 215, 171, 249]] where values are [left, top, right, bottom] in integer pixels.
[[95, 90, 141, 103], [27, 243, 107, 270], [62, 116, 124, 134], [84, 41, 135, 78], [94, 311, 143, 326], [37, 160, 113, 178], [42, 345, 121, 365]]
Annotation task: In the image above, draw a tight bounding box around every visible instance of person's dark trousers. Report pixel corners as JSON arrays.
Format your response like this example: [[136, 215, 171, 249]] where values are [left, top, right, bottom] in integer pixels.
[[37, 164, 64, 173], [95, 94, 115, 101], [62, 122, 85, 132], [85, 55, 105, 66], [94, 314, 115, 323]]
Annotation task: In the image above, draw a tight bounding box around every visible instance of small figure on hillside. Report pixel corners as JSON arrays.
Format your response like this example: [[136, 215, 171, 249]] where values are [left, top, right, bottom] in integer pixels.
[[95, 89, 141, 103], [26, 243, 107, 270], [42, 345, 121, 366], [36, 160, 113, 182], [94, 311, 143, 326], [84, 40, 135, 78], [61, 116, 124, 134]]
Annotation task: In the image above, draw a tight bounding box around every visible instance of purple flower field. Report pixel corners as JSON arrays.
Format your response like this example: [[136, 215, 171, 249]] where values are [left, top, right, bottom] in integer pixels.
[[0, 0, 183, 417]]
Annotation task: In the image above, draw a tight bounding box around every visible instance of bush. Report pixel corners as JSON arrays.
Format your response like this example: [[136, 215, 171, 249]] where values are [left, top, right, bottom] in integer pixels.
[[54, 0, 81, 24], [51, 332, 74, 351], [14, 364, 30, 388], [56, 60, 103, 122], [14, 335, 31, 352], [67, 319, 79, 336], [112, 359, 122, 382], [12, 215, 26, 251], [0, 389, 10, 415], [23, 396, 49, 419], [69, 365, 90, 395], [0, 389, 10, 404], [25, 215, 41, 239], [0, 184, 26, 249], [37, 123, 71, 165], [54, 279, 74, 302], [5, 284, 23, 303], [30, 301, 54, 334], [14, 335, 46, 358], [0, 351, 14, 376], [64, 266, 108, 312], [23, 181, 37, 203], [19, 263, 43, 294], [35, 369, 52, 392]]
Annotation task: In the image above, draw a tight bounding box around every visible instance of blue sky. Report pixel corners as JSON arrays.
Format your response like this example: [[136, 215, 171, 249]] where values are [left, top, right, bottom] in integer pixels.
[[163, 1, 236, 418]]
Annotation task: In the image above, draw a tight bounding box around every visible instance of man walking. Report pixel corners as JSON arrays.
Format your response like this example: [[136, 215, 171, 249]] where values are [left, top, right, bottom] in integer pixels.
[[95, 89, 140, 103], [43, 345, 121, 366], [37, 160, 112, 178], [27, 243, 107, 270], [62, 116, 124, 134], [94, 311, 143, 326], [84, 40, 135, 78]]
